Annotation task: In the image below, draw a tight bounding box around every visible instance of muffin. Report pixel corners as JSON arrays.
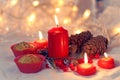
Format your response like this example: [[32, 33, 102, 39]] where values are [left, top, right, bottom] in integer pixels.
[[18, 54, 41, 63], [14, 54, 45, 73], [11, 41, 36, 57]]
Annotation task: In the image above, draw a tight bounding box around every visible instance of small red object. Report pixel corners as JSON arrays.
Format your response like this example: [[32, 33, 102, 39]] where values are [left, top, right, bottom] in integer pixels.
[[14, 54, 45, 73], [89, 54, 95, 59], [54, 59, 63, 67], [33, 40, 48, 51], [48, 27, 69, 58], [46, 64, 50, 68], [95, 53, 100, 59], [69, 64, 76, 71], [77, 53, 96, 76], [98, 57, 115, 69], [77, 63, 96, 76], [63, 66, 69, 72]]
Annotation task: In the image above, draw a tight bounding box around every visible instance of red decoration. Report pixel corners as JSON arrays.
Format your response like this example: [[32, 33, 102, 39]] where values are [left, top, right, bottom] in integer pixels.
[[77, 63, 96, 76], [48, 27, 68, 58], [33, 31, 48, 52], [95, 53, 100, 59], [33, 40, 48, 51], [14, 54, 45, 73], [98, 53, 115, 69], [77, 53, 96, 76]]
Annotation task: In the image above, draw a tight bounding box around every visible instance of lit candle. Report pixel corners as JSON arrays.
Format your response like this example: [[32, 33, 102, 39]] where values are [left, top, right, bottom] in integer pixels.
[[34, 31, 48, 51], [48, 15, 68, 58], [98, 52, 115, 69], [77, 53, 96, 76]]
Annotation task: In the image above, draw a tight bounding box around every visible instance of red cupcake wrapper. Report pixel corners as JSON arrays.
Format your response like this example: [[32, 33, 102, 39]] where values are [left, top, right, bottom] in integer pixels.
[[11, 43, 36, 57], [14, 54, 45, 73]]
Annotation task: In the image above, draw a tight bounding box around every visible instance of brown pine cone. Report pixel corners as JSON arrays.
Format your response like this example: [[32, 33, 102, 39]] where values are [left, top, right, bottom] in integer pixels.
[[82, 35, 108, 56], [69, 31, 93, 54]]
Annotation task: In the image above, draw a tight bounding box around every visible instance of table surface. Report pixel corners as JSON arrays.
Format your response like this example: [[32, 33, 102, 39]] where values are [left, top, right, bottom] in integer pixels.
[[0, 36, 120, 80]]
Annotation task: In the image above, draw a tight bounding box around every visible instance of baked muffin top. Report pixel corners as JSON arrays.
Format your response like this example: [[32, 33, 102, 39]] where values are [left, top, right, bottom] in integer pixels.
[[18, 54, 41, 63], [14, 42, 34, 51]]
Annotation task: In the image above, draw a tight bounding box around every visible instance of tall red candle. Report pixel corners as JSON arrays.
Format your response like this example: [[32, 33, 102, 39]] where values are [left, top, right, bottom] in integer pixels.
[[48, 15, 68, 58]]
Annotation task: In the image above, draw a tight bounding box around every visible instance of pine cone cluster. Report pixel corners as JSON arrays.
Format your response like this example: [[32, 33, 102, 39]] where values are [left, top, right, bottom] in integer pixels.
[[82, 35, 108, 56], [69, 31, 93, 54]]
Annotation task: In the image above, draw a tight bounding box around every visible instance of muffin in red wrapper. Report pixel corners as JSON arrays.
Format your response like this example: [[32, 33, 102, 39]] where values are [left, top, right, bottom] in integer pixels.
[[14, 54, 45, 73], [11, 41, 36, 57]]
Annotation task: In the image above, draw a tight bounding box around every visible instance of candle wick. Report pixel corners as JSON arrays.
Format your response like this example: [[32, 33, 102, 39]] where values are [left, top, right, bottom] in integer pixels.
[[56, 24, 59, 27]]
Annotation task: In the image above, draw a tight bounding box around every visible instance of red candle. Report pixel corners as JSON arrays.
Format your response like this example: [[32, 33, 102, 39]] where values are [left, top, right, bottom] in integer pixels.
[[98, 52, 115, 69], [34, 31, 48, 51], [48, 15, 68, 58], [77, 53, 96, 76]]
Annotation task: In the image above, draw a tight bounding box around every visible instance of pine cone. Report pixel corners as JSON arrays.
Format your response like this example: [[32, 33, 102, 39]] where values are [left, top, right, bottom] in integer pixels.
[[69, 31, 93, 54], [82, 35, 108, 56]]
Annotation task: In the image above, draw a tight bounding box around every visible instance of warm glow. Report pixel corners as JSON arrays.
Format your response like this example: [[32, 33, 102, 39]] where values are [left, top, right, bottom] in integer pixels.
[[84, 53, 88, 64], [83, 9, 91, 20], [74, 29, 82, 34], [5, 27, 9, 31], [72, 5, 78, 12], [58, 0, 64, 7], [32, 0, 40, 7], [0, 15, 3, 23], [10, 0, 18, 6], [114, 27, 120, 34], [104, 52, 108, 58], [55, 8, 60, 13], [39, 31, 43, 40], [27, 13, 36, 24], [81, 63, 92, 68], [63, 18, 71, 25], [54, 15, 59, 26]]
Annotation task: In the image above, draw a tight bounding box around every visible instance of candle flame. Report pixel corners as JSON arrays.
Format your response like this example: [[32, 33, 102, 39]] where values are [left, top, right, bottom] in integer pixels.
[[39, 31, 43, 40], [104, 52, 108, 58], [84, 53, 88, 64], [83, 9, 91, 20], [54, 15, 59, 26]]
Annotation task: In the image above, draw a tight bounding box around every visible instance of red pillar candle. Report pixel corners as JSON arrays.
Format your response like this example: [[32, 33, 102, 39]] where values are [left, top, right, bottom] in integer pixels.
[[48, 15, 68, 58], [98, 52, 115, 69], [77, 53, 96, 76], [34, 31, 48, 51]]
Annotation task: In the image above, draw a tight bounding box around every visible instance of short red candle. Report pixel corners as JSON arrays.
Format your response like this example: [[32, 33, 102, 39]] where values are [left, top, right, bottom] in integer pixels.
[[48, 27, 68, 58], [34, 39, 48, 49], [77, 53, 96, 76], [33, 31, 48, 51], [98, 53, 115, 69]]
